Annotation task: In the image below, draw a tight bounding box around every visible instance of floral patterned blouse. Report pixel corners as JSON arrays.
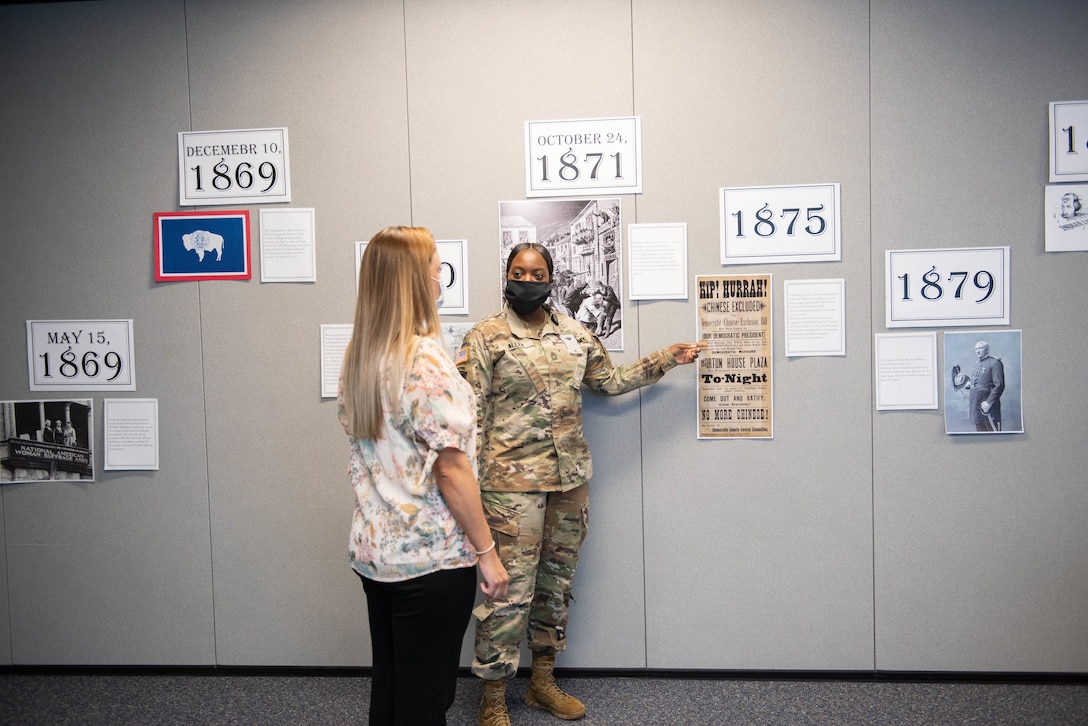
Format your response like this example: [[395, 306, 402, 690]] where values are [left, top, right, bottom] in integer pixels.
[[338, 336, 478, 582]]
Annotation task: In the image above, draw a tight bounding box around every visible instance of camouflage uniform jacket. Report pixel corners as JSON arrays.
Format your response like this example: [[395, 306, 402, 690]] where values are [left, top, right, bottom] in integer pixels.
[[456, 304, 678, 493]]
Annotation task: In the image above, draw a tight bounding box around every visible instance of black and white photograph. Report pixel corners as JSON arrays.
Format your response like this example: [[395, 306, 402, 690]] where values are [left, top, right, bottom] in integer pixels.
[[944, 330, 1024, 435], [1, 399, 94, 482], [498, 198, 624, 350], [1044, 183, 1088, 251]]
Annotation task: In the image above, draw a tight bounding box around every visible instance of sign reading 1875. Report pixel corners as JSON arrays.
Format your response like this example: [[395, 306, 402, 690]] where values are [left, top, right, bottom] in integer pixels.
[[26, 319, 136, 391], [178, 128, 291, 206], [719, 183, 841, 265], [525, 117, 641, 197]]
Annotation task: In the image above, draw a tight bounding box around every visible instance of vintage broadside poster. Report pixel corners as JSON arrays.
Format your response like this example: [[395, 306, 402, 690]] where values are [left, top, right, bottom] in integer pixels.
[[696, 274, 773, 439]]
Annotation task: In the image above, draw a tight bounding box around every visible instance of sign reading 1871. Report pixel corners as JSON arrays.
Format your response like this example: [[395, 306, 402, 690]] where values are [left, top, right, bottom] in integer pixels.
[[178, 128, 291, 206], [26, 319, 136, 391], [525, 117, 641, 197]]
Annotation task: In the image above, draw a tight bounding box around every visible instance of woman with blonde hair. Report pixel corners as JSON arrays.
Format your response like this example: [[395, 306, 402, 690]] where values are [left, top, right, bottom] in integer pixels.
[[339, 225, 508, 726]]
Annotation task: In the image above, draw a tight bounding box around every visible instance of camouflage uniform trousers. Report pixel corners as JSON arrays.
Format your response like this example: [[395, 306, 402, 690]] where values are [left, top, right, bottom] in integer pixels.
[[471, 485, 589, 680]]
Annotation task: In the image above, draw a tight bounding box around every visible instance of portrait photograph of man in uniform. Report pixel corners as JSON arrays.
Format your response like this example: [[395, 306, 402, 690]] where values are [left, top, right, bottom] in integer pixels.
[[945, 329, 1024, 434]]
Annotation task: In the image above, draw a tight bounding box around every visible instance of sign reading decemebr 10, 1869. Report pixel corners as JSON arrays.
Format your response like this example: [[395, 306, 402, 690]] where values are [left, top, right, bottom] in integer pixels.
[[178, 128, 291, 206], [696, 274, 773, 439]]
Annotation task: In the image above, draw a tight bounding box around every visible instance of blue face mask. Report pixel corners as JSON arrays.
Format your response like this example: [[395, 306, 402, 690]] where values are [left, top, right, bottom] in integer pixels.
[[432, 275, 445, 308]]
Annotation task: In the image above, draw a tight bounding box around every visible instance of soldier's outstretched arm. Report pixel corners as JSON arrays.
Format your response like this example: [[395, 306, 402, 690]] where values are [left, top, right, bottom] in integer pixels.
[[668, 341, 707, 365]]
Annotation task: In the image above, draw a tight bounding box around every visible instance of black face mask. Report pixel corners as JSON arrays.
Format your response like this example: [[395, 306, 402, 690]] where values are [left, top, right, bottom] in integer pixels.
[[504, 280, 552, 316]]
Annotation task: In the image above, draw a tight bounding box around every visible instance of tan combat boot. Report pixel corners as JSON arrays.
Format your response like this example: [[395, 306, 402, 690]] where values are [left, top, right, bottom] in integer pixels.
[[479, 679, 511, 726], [525, 653, 586, 720]]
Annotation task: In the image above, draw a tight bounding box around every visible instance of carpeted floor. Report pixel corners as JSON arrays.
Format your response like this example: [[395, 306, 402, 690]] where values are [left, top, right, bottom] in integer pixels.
[[2, 671, 1087, 725]]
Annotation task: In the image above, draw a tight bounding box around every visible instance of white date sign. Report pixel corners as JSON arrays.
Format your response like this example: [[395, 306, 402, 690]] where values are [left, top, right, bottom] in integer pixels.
[[1050, 100, 1088, 183], [178, 127, 291, 206], [27, 319, 136, 391], [885, 247, 1010, 328], [525, 117, 641, 197], [719, 183, 841, 265]]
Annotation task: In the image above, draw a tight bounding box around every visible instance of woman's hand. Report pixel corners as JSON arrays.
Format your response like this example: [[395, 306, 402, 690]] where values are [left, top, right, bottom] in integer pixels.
[[476, 549, 509, 599]]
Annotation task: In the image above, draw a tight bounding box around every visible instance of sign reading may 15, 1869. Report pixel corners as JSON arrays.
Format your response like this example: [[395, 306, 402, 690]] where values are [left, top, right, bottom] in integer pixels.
[[178, 128, 291, 206], [26, 320, 136, 391], [696, 275, 773, 439], [525, 117, 641, 197]]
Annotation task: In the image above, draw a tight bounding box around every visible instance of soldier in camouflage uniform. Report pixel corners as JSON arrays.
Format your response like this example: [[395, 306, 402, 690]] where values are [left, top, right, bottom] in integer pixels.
[[456, 243, 704, 725]]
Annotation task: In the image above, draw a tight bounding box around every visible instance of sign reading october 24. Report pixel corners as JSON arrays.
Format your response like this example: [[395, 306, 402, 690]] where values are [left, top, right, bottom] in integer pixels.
[[178, 128, 291, 206], [525, 117, 642, 197]]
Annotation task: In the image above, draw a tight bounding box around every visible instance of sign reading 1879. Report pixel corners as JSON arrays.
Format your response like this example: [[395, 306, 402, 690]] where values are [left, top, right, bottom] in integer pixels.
[[885, 247, 1010, 328], [525, 117, 641, 197], [26, 319, 136, 391], [178, 128, 291, 206]]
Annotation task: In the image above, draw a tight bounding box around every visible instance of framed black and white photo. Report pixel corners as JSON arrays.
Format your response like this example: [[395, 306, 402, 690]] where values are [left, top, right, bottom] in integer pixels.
[[1044, 183, 1088, 251], [944, 330, 1023, 435], [499, 198, 625, 350], [1, 398, 95, 482]]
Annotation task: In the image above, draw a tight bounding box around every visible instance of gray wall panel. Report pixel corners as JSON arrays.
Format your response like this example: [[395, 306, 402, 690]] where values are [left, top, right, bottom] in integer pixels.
[[403, 0, 649, 669], [0, 0, 215, 665], [182, 0, 411, 665], [633, 0, 875, 670], [871, 0, 1088, 672]]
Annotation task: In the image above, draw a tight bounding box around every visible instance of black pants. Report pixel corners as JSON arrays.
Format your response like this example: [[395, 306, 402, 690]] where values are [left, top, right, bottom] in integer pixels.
[[361, 566, 477, 726]]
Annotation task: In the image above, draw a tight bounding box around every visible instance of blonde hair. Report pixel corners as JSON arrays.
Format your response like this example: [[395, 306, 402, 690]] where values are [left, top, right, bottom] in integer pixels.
[[341, 226, 440, 439]]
